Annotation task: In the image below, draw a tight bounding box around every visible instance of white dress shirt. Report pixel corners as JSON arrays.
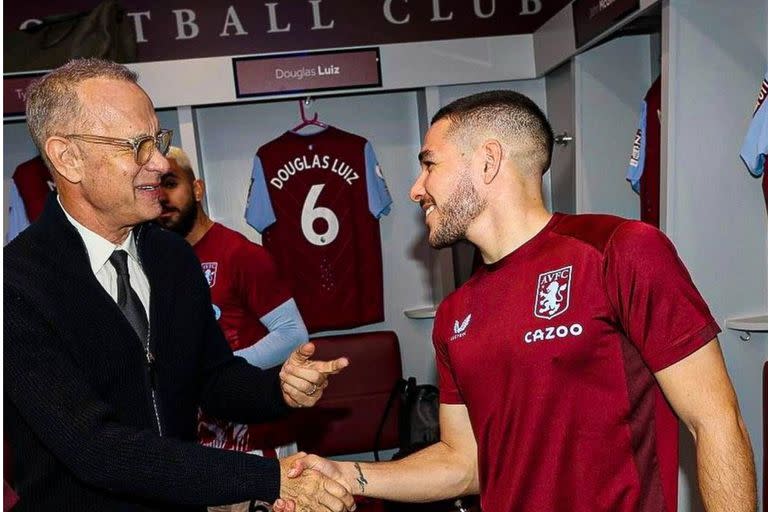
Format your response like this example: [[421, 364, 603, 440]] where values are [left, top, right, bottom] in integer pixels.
[[59, 198, 151, 318]]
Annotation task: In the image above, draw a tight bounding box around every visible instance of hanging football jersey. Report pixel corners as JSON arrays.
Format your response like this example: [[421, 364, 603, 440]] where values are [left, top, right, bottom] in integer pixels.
[[6, 155, 54, 244], [740, 68, 768, 215], [6, 182, 29, 245], [246, 126, 392, 333], [626, 77, 661, 227]]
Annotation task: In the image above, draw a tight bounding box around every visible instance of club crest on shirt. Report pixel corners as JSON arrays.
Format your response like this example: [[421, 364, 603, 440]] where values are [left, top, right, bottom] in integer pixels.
[[201, 262, 218, 288], [534, 266, 572, 320]]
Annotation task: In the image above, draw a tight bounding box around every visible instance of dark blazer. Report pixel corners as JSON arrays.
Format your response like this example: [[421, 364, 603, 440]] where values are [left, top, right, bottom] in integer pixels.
[[4, 195, 291, 511]]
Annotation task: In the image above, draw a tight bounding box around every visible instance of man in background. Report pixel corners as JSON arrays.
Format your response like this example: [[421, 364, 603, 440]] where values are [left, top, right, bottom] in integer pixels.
[[157, 148, 308, 476]]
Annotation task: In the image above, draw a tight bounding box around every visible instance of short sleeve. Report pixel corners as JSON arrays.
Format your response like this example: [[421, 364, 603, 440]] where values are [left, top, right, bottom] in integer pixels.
[[627, 99, 648, 192], [234, 243, 291, 319], [432, 306, 463, 404], [603, 222, 720, 373], [740, 71, 768, 177], [364, 141, 393, 218], [245, 155, 277, 232]]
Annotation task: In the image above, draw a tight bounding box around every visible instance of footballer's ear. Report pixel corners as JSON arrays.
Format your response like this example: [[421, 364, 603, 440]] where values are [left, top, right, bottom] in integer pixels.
[[481, 139, 502, 184], [45, 136, 84, 184]]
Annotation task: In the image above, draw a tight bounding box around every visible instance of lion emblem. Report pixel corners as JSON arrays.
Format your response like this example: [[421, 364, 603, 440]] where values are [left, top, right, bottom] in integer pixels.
[[538, 281, 567, 316], [534, 266, 572, 319]]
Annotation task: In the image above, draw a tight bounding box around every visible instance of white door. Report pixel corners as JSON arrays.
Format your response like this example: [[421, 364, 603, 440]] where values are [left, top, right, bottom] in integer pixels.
[[545, 60, 577, 214]]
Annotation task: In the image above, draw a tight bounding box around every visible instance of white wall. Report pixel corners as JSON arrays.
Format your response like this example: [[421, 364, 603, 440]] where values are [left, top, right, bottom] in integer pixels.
[[664, 0, 768, 508], [575, 35, 653, 219]]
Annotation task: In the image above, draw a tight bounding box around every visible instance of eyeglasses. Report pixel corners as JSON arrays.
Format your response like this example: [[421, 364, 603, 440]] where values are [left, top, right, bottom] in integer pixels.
[[65, 129, 173, 166]]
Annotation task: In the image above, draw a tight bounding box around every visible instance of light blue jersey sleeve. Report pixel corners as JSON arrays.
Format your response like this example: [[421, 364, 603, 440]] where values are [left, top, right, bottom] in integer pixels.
[[233, 298, 308, 369], [6, 181, 30, 245], [364, 142, 393, 218], [740, 70, 768, 177], [244, 155, 277, 232], [626, 99, 648, 193]]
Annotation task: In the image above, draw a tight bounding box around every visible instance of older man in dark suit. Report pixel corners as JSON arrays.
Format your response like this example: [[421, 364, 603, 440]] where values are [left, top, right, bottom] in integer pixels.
[[4, 58, 354, 512]]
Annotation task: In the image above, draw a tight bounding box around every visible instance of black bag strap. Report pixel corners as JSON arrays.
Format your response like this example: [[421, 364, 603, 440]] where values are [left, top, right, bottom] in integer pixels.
[[400, 377, 418, 443], [373, 377, 407, 462]]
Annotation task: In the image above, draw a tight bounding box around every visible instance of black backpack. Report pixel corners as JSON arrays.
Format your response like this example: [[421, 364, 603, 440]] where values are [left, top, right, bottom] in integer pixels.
[[375, 377, 440, 461]]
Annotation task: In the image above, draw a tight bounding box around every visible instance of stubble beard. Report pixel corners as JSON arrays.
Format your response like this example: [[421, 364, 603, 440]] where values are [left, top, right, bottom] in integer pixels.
[[428, 171, 486, 249]]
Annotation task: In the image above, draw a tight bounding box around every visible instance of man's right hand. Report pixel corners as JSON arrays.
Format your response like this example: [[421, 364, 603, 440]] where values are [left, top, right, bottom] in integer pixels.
[[285, 455, 355, 494], [277, 453, 355, 512]]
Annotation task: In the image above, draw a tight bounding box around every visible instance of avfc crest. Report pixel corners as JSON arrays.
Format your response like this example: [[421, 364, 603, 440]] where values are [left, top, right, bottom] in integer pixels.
[[534, 265, 572, 320], [201, 262, 218, 288]]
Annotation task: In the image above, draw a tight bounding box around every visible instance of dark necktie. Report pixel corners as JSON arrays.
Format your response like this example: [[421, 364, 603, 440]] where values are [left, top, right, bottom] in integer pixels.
[[109, 250, 149, 341]]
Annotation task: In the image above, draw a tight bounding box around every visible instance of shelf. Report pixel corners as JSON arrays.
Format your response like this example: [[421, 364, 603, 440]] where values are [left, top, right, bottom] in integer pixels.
[[725, 315, 768, 332], [403, 306, 437, 319]]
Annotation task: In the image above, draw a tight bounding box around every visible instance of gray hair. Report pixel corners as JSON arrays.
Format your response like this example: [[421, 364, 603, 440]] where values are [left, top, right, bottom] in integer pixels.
[[432, 90, 554, 176], [25, 58, 138, 168]]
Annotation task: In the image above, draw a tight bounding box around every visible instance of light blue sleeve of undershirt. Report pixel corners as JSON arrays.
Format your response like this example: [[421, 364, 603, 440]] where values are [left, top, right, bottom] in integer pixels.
[[234, 298, 308, 369]]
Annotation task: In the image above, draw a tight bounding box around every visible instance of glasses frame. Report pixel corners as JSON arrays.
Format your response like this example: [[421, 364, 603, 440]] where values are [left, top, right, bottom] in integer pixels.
[[65, 129, 173, 165]]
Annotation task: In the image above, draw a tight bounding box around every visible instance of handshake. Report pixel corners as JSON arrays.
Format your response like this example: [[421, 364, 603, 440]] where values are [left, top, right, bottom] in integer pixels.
[[275, 452, 360, 512], [229, 342, 473, 511], [272, 343, 362, 511]]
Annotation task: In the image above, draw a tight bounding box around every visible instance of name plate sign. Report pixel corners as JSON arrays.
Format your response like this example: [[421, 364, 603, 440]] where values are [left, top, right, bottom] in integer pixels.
[[4, 73, 44, 117], [233, 48, 381, 98], [573, 0, 639, 48]]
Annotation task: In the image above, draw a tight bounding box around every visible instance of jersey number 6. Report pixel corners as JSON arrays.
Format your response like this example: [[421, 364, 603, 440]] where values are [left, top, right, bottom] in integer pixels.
[[301, 184, 339, 246]]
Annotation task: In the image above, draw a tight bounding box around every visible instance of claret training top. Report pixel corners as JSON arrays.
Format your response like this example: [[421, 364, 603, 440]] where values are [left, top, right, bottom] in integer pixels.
[[434, 213, 718, 512]]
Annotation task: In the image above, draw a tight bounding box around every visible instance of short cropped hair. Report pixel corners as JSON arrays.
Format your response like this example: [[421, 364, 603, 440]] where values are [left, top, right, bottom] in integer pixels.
[[25, 58, 138, 168], [166, 146, 197, 181], [432, 90, 554, 176]]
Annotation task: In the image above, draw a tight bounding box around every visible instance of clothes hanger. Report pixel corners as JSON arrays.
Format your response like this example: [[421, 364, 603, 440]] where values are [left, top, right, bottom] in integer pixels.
[[291, 97, 328, 132]]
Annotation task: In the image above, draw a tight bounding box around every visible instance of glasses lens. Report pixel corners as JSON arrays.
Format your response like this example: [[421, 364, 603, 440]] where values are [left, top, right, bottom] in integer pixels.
[[158, 130, 172, 156], [135, 130, 172, 165], [136, 137, 155, 165]]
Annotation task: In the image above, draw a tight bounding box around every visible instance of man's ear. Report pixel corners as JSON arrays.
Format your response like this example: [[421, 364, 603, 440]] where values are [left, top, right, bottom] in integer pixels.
[[45, 136, 83, 184], [481, 139, 503, 185], [193, 179, 206, 203]]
